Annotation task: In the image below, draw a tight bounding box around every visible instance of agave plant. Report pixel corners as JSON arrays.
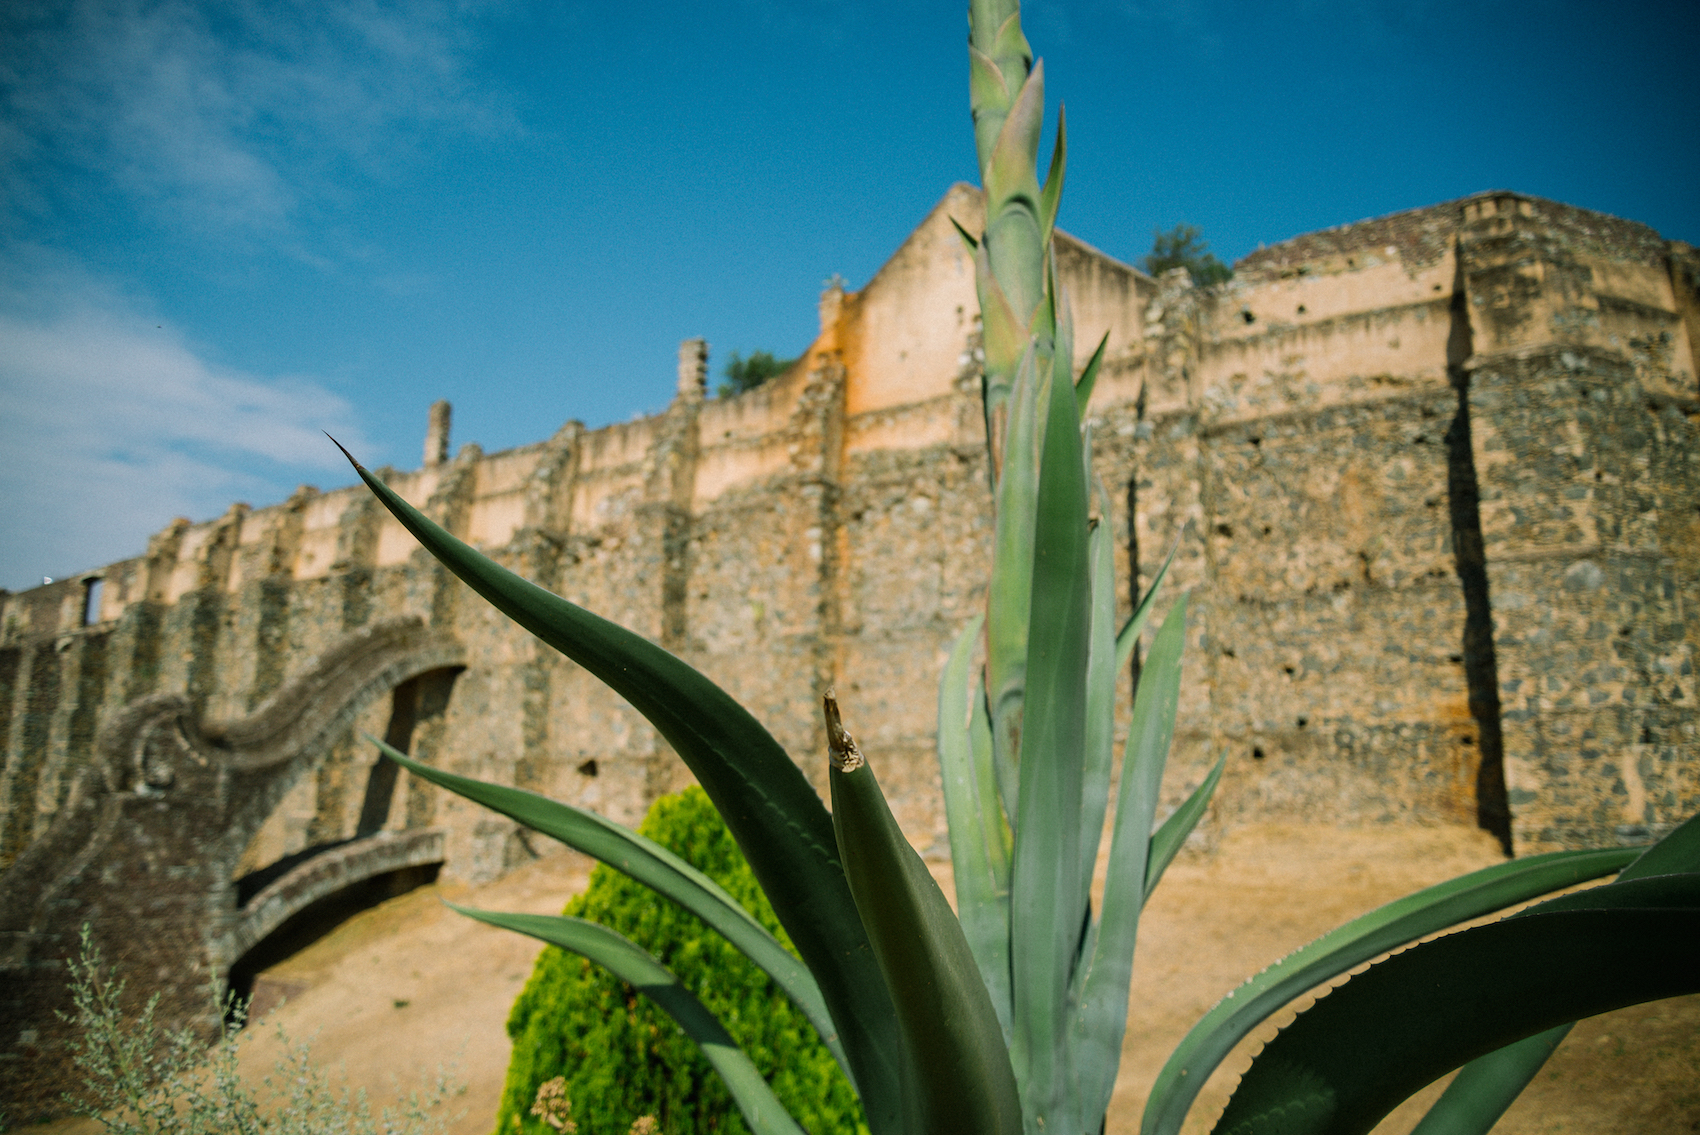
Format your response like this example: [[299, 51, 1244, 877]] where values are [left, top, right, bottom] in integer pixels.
[[1204, 812, 1700, 1135], [334, 2, 1700, 1133]]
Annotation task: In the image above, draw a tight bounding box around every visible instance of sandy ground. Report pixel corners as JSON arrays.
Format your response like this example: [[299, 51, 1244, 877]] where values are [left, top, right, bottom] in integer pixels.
[[30, 822, 1700, 1135]]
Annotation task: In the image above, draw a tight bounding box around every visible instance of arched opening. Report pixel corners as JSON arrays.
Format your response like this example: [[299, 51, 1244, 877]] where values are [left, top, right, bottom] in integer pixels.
[[226, 860, 442, 1013], [226, 666, 463, 1017], [356, 668, 460, 835]]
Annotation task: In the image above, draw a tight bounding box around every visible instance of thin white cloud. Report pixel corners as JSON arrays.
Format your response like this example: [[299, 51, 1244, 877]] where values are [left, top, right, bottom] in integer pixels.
[[0, 249, 373, 590], [0, 0, 513, 588], [1, 0, 516, 242]]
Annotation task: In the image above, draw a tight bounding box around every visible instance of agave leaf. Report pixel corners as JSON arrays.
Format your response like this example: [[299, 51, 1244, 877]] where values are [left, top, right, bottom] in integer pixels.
[[372, 740, 848, 1080], [986, 343, 1043, 816], [1618, 809, 1700, 879], [333, 443, 902, 1135], [987, 196, 1048, 345], [1397, 822, 1699, 1135], [1068, 595, 1188, 1125], [1008, 329, 1093, 1132], [1038, 103, 1066, 246], [1116, 538, 1179, 673], [1144, 754, 1225, 899], [1527, 870, 1700, 914], [452, 905, 808, 1135], [1202, 817, 1698, 1135], [1051, 251, 1072, 398], [936, 614, 1013, 1038], [968, 4, 1031, 153], [1074, 331, 1109, 417], [969, 43, 1012, 115], [967, 0, 1015, 53], [1076, 474, 1121, 898], [950, 216, 980, 252], [826, 695, 1023, 1135], [1139, 845, 1643, 1135], [989, 9, 1033, 83], [1406, 1026, 1573, 1135], [1211, 876, 1700, 1135], [971, 672, 1008, 856], [983, 62, 1047, 324], [974, 240, 1034, 417], [967, 4, 1026, 174]]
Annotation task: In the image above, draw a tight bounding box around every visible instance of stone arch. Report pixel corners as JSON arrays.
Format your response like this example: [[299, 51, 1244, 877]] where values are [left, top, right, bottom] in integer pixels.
[[0, 617, 465, 1119], [209, 618, 467, 865], [225, 662, 464, 901], [223, 660, 465, 1005]]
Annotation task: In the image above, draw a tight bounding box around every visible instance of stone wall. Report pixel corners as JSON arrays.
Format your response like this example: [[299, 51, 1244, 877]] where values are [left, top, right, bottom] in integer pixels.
[[1, 184, 1696, 1119]]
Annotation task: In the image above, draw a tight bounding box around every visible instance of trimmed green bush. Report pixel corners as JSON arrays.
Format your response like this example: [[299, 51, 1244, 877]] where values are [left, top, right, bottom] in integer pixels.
[[495, 787, 864, 1135]]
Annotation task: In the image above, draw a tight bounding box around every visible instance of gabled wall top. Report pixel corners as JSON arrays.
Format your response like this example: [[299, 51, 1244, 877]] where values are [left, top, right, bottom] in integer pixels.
[[834, 183, 1152, 420]]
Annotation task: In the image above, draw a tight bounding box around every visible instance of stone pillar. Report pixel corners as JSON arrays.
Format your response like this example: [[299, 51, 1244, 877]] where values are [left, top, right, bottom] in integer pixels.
[[677, 338, 707, 401], [819, 275, 846, 337], [516, 419, 583, 584], [244, 488, 313, 710], [332, 494, 380, 632], [768, 344, 849, 801], [632, 342, 709, 803], [424, 400, 452, 468], [1667, 241, 1700, 391], [1144, 267, 1204, 413], [142, 518, 191, 604], [421, 444, 480, 627]]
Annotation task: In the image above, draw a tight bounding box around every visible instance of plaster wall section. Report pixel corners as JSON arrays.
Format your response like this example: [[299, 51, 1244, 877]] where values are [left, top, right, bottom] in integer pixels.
[[840, 184, 983, 421], [465, 443, 548, 550], [1203, 241, 1457, 426], [1055, 229, 1151, 375], [693, 376, 804, 506]]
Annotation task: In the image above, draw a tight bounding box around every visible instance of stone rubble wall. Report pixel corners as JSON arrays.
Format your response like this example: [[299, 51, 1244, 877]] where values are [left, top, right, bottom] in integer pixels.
[[2, 186, 1693, 872], [1, 190, 1695, 1115]]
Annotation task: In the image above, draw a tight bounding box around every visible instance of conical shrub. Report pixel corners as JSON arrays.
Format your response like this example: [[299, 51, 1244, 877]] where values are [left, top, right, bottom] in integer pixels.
[[496, 786, 864, 1135]]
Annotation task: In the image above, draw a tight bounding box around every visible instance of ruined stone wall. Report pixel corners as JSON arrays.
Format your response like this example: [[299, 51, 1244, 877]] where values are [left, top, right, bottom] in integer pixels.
[[3, 186, 1695, 1115], [2, 186, 1695, 1002], [1452, 194, 1700, 849]]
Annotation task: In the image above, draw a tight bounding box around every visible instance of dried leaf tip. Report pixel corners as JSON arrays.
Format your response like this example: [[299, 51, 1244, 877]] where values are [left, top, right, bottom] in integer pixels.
[[823, 689, 866, 773], [325, 432, 365, 473]]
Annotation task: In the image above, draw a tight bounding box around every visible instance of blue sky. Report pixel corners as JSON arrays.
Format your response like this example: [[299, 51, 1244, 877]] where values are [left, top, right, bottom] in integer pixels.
[[3, 0, 1696, 591]]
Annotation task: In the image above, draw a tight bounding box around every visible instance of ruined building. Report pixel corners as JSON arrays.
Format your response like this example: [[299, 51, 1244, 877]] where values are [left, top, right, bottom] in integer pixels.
[[2, 185, 1697, 1116]]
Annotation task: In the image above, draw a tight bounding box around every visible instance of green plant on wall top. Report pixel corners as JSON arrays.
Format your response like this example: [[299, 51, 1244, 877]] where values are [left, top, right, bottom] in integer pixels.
[[497, 787, 861, 1135], [1139, 223, 1231, 285], [336, 0, 1700, 1130], [718, 350, 796, 398]]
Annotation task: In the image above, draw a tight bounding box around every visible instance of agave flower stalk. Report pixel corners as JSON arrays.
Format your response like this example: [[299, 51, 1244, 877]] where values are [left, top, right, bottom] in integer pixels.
[[943, 2, 1215, 1132]]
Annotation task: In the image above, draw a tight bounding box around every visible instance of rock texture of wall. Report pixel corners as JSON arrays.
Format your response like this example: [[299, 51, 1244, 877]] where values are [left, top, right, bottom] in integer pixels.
[[1, 184, 1695, 1120]]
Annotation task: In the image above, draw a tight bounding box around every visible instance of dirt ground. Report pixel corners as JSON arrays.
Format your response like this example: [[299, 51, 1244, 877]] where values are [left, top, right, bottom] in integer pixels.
[[31, 822, 1700, 1135]]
